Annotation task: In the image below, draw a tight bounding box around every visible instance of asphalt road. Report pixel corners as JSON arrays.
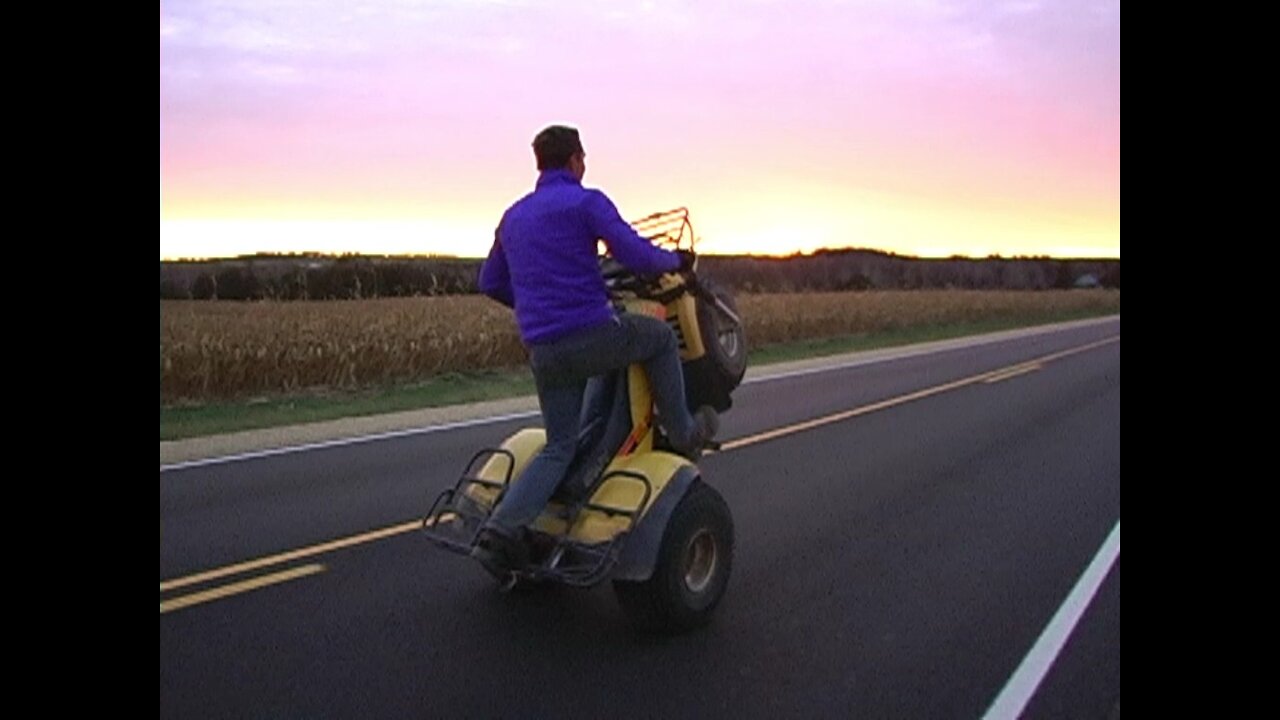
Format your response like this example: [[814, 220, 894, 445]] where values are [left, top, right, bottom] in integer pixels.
[[160, 317, 1120, 719]]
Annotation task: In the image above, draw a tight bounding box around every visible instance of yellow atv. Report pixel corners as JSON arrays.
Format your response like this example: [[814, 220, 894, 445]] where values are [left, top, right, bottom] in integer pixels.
[[422, 209, 746, 632]]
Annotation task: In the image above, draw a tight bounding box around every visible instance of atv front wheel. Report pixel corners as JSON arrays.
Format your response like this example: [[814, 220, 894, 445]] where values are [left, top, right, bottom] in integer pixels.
[[613, 481, 734, 633], [695, 278, 747, 391]]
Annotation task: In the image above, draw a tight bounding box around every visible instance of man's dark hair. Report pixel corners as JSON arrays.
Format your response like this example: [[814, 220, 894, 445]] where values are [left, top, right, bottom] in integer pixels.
[[532, 125, 584, 170]]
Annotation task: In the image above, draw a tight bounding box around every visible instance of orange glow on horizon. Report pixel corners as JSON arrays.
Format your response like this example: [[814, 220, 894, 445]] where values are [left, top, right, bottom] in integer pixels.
[[162, 171, 1118, 261]]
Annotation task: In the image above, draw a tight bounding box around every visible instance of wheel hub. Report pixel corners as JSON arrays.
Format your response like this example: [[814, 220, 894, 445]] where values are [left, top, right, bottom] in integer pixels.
[[718, 328, 739, 357], [682, 529, 718, 593]]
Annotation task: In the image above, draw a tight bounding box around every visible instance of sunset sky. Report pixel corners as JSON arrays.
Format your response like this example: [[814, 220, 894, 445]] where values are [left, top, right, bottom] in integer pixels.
[[159, 0, 1120, 260]]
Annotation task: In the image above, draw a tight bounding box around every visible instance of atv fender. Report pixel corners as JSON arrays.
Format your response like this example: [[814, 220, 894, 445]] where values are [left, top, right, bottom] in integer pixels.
[[465, 428, 546, 508], [611, 462, 701, 582]]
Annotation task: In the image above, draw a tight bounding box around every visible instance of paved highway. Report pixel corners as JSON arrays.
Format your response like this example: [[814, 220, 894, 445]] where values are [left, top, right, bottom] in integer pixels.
[[160, 317, 1120, 719]]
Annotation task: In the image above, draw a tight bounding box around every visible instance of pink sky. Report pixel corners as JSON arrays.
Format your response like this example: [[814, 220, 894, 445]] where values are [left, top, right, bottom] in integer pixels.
[[160, 0, 1120, 260]]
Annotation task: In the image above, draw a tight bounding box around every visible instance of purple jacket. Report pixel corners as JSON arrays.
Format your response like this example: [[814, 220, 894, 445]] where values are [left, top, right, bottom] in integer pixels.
[[478, 169, 681, 345]]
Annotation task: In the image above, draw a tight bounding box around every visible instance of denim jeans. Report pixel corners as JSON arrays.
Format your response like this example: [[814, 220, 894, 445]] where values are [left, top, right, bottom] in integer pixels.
[[487, 313, 697, 531]]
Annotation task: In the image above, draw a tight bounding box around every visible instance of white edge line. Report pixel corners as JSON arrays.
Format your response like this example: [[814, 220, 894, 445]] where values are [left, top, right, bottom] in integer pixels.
[[161, 316, 1118, 473], [742, 316, 1115, 385], [982, 520, 1120, 720], [160, 411, 541, 472]]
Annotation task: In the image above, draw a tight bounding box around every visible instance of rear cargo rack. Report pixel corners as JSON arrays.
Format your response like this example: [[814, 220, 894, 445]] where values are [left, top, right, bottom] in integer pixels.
[[531, 469, 654, 587], [421, 448, 516, 554], [423, 460, 654, 588]]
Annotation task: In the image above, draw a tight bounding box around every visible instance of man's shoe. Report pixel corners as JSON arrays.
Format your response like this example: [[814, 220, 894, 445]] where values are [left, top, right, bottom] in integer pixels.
[[675, 406, 720, 460], [470, 526, 531, 573], [695, 405, 720, 442]]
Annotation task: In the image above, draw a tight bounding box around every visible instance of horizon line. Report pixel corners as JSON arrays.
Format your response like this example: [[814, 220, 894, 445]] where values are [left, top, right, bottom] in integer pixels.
[[160, 247, 1122, 263]]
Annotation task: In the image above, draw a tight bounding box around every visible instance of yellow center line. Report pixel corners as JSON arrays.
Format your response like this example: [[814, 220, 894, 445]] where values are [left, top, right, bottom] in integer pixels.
[[422, 512, 458, 528], [721, 336, 1116, 451], [159, 522, 418, 593], [160, 564, 326, 614], [160, 335, 1119, 600], [983, 362, 1044, 384]]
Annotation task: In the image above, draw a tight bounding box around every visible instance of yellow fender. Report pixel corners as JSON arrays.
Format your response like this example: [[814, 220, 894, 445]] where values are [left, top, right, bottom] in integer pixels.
[[464, 428, 545, 507], [463, 404, 702, 581], [566, 451, 693, 544]]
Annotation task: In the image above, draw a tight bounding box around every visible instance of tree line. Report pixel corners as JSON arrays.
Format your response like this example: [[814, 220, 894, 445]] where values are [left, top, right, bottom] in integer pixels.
[[160, 254, 479, 301], [160, 249, 1120, 300]]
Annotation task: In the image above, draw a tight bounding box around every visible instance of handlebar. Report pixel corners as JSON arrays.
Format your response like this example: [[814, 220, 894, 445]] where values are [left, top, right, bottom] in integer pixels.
[[599, 207, 699, 298]]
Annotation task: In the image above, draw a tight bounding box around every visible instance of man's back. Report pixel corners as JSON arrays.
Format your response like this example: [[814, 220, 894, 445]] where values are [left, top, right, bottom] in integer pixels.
[[481, 168, 678, 345]]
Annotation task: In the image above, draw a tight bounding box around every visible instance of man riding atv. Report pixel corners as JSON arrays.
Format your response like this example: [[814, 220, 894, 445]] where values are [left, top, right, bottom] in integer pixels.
[[474, 124, 721, 574]]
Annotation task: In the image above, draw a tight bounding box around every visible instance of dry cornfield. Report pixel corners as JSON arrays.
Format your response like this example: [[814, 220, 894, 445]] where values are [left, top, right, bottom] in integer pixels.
[[160, 290, 1119, 404], [734, 290, 1119, 346]]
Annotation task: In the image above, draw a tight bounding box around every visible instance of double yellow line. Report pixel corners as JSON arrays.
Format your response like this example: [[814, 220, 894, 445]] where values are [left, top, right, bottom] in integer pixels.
[[160, 335, 1118, 614], [159, 522, 420, 614], [160, 564, 327, 614]]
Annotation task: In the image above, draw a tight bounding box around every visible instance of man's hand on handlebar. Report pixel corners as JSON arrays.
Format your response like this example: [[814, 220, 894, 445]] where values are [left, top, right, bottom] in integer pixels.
[[675, 249, 697, 273]]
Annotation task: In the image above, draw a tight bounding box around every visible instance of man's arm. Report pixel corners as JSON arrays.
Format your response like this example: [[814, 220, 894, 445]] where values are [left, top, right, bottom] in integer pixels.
[[582, 190, 681, 275], [477, 226, 515, 308]]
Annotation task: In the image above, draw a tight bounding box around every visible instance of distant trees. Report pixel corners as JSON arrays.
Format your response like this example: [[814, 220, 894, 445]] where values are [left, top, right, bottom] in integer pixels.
[[161, 256, 481, 301], [160, 250, 1119, 300], [1101, 265, 1121, 289], [191, 273, 217, 300], [694, 250, 1118, 293], [160, 278, 188, 300], [1054, 262, 1076, 290], [213, 267, 263, 300]]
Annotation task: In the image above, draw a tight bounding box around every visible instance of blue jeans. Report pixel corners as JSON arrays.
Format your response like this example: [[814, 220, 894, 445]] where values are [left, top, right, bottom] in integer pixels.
[[487, 313, 697, 531]]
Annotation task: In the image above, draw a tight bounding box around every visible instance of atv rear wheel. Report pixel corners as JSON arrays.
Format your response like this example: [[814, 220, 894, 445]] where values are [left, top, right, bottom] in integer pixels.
[[613, 481, 734, 633]]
